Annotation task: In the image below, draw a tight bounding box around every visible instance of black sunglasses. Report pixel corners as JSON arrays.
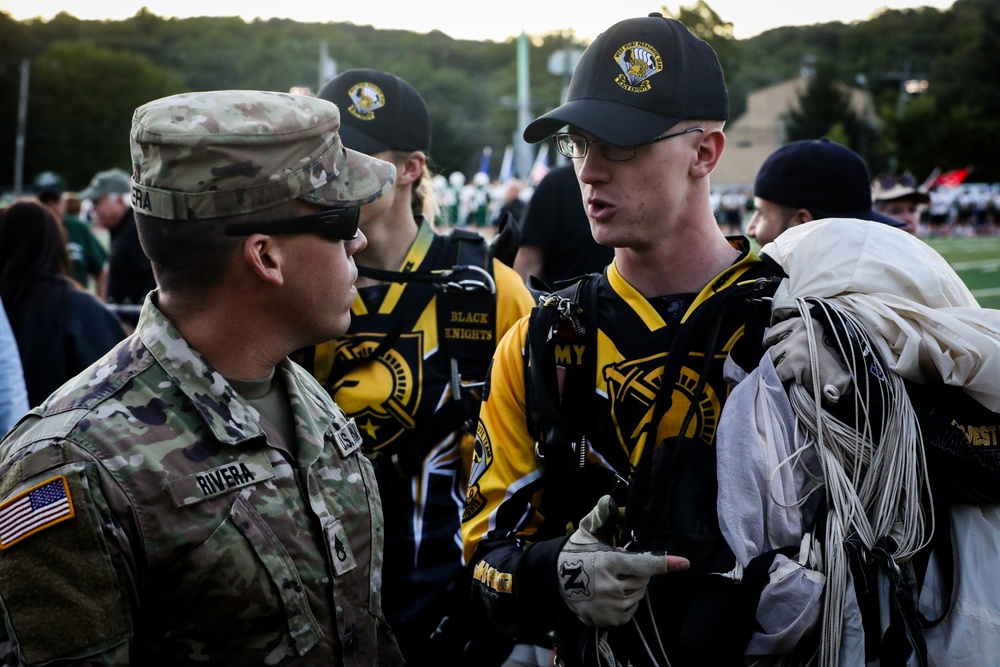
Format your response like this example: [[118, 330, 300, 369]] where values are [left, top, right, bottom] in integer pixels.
[[224, 206, 361, 241], [877, 174, 917, 189]]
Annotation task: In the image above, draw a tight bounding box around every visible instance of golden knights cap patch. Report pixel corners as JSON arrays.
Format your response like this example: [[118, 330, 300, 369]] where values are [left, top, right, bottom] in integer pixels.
[[614, 42, 663, 92], [347, 82, 386, 121], [317, 68, 431, 154], [0, 476, 75, 549]]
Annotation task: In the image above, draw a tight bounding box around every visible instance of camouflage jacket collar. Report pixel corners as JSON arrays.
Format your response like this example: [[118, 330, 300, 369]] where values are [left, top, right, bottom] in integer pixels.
[[136, 297, 266, 445], [136, 296, 340, 452]]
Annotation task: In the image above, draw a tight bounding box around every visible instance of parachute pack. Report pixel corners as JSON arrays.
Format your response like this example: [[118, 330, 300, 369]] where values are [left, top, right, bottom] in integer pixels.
[[291, 214, 521, 486], [337, 216, 519, 485], [522, 268, 780, 534], [523, 267, 1000, 665]]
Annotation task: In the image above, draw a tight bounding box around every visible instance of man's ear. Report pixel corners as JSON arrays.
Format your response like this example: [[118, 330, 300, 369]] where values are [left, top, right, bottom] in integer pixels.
[[789, 209, 816, 228], [396, 151, 427, 187], [242, 234, 284, 287], [690, 128, 726, 179]]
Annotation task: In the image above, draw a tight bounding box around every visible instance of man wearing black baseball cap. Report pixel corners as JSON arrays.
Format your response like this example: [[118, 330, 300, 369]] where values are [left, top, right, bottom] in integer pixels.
[[463, 14, 789, 667], [300, 69, 534, 665], [748, 138, 905, 246]]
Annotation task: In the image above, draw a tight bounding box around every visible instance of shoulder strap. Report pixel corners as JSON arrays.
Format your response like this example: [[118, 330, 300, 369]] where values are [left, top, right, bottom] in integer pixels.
[[524, 274, 600, 505], [363, 230, 501, 485], [435, 228, 498, 366], [630, 275, 781, 543]]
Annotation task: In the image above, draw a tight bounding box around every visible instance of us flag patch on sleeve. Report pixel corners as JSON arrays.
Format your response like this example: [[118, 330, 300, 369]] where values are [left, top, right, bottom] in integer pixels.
[[0, 476, 75, 550]]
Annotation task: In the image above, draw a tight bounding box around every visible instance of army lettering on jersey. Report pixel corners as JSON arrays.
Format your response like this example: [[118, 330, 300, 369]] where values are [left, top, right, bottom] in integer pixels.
[[165, 452, 276, 508]]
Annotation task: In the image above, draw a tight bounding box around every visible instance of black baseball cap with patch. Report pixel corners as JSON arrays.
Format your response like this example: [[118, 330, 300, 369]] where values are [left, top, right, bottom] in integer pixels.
[[317, 69, 431, 155], [524, 13, 728, 145]]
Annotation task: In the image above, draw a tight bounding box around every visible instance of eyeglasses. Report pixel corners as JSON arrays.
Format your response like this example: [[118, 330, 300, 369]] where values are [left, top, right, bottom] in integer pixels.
[[876, 174, 917, 189], [223, 206, 361, 241], [554, 127, 705, 162]]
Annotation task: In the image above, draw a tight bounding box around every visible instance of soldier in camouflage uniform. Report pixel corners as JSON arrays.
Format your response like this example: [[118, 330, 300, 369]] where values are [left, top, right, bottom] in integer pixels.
[[0, 90, 404, 666]]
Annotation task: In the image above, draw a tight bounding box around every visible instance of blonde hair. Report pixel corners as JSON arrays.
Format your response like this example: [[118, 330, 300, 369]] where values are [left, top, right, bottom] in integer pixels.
[[414, 164, 440, 225], [387, 150, 440, 226]]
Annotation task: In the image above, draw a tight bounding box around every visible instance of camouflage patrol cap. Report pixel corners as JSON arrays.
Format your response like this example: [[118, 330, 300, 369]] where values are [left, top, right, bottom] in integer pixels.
[[129, 90, 396, 221]]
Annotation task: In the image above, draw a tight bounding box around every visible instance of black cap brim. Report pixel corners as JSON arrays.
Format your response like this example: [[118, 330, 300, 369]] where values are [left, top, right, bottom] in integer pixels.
[[858, 209, 907, 228], [523, 98, 680, 145], [337, 123, 393, 155]]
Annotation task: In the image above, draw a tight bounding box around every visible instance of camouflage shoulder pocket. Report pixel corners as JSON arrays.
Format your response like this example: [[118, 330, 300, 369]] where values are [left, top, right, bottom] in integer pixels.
[[0, 463, 129, 663]]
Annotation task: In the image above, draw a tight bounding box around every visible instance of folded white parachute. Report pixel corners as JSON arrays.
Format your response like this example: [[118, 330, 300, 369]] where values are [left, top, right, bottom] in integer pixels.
[[760, 218, 1000, 411], [718, 219, 1000, 666]]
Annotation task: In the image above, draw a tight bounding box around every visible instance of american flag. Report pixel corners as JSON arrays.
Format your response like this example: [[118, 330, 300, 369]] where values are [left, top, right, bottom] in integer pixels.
[[0, 477, 74, 549]]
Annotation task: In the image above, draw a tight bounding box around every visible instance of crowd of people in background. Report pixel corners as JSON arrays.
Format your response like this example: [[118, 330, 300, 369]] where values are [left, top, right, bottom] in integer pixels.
[[422, 166, 1000, 242], [0, 13, 997, 666], [713, 180, 1000, 240]]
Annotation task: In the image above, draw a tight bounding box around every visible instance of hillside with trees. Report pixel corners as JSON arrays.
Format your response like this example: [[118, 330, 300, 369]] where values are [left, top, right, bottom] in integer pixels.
[[1, 0, 998, 192]]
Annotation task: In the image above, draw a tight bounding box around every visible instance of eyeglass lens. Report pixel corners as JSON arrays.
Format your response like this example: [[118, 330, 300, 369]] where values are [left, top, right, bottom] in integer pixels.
[[556, 134, 636, 161]]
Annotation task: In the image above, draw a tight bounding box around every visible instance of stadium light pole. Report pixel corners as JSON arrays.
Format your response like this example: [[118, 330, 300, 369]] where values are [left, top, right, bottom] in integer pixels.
[[515, 25, 532, 181], [14, 59, 29, 195]]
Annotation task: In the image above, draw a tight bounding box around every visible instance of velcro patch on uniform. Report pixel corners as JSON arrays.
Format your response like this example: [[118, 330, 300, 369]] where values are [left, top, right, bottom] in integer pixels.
[[0, 476, 75, 550], [325, 519, 357, 576], [165, 452, 276, 508], [331, 418, 362, 458]]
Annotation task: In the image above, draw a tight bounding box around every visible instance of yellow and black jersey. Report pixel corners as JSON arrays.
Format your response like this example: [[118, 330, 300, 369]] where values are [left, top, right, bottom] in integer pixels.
[[296, 219, 534, 631], [462, 238, 781, 664]]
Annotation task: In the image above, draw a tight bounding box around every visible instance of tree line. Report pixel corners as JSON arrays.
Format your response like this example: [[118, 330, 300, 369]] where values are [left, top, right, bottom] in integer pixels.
[[1, 0, 998, 194]]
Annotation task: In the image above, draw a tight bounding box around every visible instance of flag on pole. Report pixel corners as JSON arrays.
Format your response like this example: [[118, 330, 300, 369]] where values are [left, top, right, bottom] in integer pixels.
[[920, 167, 941, 191], [529, 144, 550, 185], [933, 167, 972, 188], [498, 146, 515, 184], [478, 146, 493, 177]]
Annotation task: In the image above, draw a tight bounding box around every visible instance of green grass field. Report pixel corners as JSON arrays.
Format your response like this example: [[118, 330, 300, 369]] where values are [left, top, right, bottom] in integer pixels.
[[923, 236, 1000, 309]]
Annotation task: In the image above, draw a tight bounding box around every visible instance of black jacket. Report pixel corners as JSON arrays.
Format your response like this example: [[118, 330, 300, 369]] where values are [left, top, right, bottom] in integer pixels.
[[9, 276, 126, 406]]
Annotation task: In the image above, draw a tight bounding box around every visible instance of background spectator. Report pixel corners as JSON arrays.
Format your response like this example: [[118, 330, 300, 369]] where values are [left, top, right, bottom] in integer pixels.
[[513, 164, 614, 286], [871, 173, 930, 236], [0, 198, 126, 406], [0, 296, 28, 435], [80, 167, 155, 330], [61, 192, 110, 295], [747, 138, 904, 247]]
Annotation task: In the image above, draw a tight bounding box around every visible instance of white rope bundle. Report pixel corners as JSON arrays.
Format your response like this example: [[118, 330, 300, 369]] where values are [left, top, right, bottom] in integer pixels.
[[785, 297, 932, 667]]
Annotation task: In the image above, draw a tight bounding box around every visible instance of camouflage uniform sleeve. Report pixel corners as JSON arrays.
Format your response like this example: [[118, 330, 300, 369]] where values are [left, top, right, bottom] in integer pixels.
[[0, 439, 133, 666]]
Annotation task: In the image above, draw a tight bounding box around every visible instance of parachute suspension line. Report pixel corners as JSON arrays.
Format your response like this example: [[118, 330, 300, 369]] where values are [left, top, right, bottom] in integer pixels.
[[590, 594, 674, 667], [594, 630, 619, 667], [637, 593, 672, 667], [786, 297, 931, 667]]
